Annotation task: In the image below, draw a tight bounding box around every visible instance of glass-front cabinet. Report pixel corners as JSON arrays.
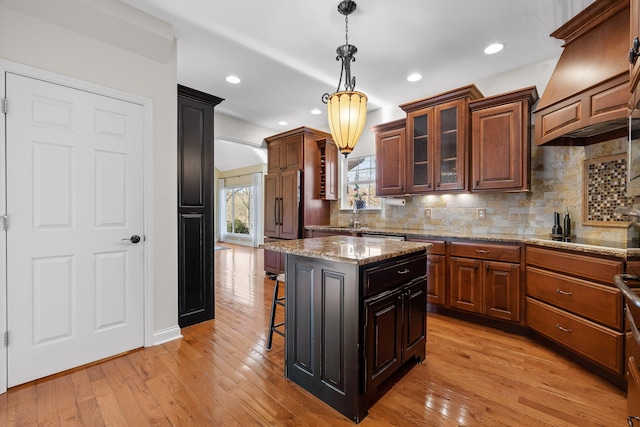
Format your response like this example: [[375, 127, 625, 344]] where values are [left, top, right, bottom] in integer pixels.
[[403, 88, 477, 194], [406, 108, 433, 193], [435, 101, 466, 191]]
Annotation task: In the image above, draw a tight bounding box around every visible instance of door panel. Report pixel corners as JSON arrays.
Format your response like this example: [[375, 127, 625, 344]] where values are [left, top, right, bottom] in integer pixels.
[[280, 170, 300, 240], [6, 73, 145, 387]]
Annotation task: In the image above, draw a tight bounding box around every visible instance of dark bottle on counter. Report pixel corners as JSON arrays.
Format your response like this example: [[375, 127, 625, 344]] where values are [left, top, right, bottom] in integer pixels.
[[563, 208, 571, 237], [552, 211, 563, 236]]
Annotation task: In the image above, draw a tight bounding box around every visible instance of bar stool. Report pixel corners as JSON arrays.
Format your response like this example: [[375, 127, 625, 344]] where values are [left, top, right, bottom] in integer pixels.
[[267, 273, 285, 350]]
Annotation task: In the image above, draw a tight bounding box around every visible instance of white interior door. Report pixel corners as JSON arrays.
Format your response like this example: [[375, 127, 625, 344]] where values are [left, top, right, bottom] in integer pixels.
[[5, 72, 145, 387]]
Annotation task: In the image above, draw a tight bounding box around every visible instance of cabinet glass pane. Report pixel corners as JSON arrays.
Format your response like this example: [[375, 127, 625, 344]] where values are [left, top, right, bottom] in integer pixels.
[[414, 164, 429, 186], [440, 107, 457, 132], [440, 132, 457, 160], [413, 115, 428, 137], [414, 136, 428, 163], [439, 107, 458, 186], [440, 159, 457, 184]]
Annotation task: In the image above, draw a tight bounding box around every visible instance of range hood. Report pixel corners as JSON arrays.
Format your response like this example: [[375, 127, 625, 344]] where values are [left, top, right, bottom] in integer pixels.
[[534, 0, 630, 146]]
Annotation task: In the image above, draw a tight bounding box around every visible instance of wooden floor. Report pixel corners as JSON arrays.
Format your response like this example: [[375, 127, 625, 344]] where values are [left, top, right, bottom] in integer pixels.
[[0, 242, 629, 426]]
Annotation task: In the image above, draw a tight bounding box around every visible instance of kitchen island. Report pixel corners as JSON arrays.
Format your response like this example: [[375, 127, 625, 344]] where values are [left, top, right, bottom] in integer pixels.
[[261, 236, 431, 423]]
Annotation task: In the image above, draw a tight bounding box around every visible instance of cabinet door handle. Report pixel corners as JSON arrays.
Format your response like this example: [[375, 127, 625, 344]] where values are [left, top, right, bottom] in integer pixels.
[[556, 289, 572, 296], [476, 249, 490, 254], [274, 198, 278, 225], [485, 263, 490, 271], [628, 415, 640, 426], [398, 269, 410, 274], [436, 182, 440, 187], [555, 324, 572, 333], [474, 263, 479, 269], [631, 36, 640, 64]]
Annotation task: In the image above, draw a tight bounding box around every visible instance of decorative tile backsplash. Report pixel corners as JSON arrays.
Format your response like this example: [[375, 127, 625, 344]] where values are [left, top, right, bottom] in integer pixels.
[[332, 135, 635, 244], [584, 153, 634, 225]]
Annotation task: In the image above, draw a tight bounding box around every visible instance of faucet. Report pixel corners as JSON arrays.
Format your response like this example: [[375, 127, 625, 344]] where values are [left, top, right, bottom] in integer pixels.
[[349, 204, 360, 228]]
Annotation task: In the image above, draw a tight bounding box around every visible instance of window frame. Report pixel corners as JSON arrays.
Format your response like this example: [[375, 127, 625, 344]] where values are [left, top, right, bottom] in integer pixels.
[[340, 154, 381, 211]]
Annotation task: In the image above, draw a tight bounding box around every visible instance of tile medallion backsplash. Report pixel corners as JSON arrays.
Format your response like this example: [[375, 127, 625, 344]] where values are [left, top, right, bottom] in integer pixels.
[[332, 135, 635, 243], [583, 153, 634, 226]]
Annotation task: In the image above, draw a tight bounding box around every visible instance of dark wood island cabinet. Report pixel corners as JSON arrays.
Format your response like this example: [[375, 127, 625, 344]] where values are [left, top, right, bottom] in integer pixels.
[[261, 236, 431, 423]]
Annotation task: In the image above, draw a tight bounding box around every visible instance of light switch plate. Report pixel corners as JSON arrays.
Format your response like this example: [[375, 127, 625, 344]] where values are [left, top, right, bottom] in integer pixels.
[[477, 208, 486, 219]]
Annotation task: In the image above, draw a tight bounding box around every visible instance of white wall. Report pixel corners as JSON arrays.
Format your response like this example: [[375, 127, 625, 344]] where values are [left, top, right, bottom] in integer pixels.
[[0, 0, 179, 334]]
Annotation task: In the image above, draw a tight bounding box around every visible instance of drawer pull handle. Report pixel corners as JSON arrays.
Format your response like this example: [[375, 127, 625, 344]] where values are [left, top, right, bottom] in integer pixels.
[[556, 289, 572, 296], [476, 249, 490, 254], [398, 269, 410, 274], [555, 324, 572, 333]]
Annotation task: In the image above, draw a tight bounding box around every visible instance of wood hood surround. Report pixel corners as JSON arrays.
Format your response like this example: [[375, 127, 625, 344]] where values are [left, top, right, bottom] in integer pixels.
[[534, 0, 630, 146]]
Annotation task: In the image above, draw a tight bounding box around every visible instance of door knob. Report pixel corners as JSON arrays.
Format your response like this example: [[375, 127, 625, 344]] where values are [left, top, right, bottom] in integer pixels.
[[122, 235, 141, 244]]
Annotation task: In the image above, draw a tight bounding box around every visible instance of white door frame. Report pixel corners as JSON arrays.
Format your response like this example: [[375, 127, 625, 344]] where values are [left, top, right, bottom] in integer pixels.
[[0, 59, 155, 394]]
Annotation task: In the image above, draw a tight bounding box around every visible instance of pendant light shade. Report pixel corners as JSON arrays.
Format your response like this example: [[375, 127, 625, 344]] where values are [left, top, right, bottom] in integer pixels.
[[322, 0, 367, 157], [327, 90, 368, 157]]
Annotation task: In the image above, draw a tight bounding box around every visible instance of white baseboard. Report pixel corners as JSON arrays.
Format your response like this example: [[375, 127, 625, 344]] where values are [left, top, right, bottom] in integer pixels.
[[151, 325, 182, 346]]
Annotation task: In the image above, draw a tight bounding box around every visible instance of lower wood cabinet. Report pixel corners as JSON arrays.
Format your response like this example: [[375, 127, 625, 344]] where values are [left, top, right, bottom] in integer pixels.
[[264, 248, 284, 275], [525, 245, 624, 377], [407, 237, 447, 306], [449, 241, 522, 322]]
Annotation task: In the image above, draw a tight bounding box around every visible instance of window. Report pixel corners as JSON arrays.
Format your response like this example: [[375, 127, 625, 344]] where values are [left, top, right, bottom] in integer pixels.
[[343, 155, 381, 210], [225, 186, 252, 235]]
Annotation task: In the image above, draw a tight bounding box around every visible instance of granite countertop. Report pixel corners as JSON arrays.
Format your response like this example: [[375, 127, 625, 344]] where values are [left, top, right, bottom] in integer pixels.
[[305, 225, 635, 259], [260, 236, 431, 265]]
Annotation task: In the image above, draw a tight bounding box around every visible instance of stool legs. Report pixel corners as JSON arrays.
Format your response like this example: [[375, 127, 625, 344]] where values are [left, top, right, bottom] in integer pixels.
[[267, 275, 285, 350]]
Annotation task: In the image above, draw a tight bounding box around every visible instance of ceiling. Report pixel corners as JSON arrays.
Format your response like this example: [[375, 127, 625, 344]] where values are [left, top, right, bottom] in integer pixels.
[[120, 0, 595, 171]]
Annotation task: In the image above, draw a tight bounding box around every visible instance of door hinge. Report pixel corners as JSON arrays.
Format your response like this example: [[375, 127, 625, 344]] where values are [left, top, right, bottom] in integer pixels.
[[1, 215, 7, 231], [4, 331, 8, 347], [1, 98, 6, 114]]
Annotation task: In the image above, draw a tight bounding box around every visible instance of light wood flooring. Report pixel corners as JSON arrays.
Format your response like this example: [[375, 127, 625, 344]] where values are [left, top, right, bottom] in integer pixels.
[[0, 242, 630, 426]]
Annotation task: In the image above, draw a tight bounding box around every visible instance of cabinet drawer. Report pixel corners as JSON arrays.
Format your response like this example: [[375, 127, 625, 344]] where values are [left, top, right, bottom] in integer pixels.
[[526, 266, 622, 330], [407, 238, 445, 255], [526, 297, 623, 374], [363, 254, 427, 297], [526, 246, 623, 284], [450, 241, 520, 262]]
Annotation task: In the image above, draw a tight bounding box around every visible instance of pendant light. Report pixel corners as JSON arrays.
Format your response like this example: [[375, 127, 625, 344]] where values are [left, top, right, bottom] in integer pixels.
[[322, 0, 368, 158]]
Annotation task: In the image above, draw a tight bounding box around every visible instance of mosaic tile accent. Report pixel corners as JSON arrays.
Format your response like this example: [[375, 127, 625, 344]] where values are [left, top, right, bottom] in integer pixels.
[[584, 154, 634, 225]]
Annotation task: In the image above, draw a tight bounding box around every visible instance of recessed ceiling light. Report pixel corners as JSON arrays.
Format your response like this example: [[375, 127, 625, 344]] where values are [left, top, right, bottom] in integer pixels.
[[225, 75, 241, 84], [484, 43, 505, 55], [407, 73, 422, 82], [278, 121, 288, 126], [311, 109, 322, 115]]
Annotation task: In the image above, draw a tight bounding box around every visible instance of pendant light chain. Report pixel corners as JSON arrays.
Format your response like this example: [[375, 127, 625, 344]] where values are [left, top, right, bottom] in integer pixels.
[[345, 13, 349, 46]]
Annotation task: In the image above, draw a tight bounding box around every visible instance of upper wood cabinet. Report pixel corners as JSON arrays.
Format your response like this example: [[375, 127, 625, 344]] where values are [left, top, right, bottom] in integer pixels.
[[400, 85, 483, 194], [372, 119, 406, 196], [316, 138, 338, 200], [469, 87, 538, 192], [267, 133, 303, 173]]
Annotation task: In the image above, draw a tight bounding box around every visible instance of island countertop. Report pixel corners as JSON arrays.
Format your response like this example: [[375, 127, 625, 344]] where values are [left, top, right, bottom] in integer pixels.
[[261, 236, 431, 265]]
